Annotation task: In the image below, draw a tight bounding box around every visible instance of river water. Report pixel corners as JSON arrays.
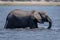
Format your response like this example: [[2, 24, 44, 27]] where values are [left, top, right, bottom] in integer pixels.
[[0, 6, 60, 40]]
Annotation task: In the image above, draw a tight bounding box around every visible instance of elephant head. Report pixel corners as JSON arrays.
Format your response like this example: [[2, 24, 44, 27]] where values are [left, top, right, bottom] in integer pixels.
[[33, 11, 52, 29]]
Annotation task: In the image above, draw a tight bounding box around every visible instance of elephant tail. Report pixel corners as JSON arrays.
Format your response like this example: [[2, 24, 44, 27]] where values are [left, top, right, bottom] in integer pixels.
[[4, 20, 8, 29]]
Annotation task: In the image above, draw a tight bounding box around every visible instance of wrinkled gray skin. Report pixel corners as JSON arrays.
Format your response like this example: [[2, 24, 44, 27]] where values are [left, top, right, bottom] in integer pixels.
[[4, 9, 52, 29]]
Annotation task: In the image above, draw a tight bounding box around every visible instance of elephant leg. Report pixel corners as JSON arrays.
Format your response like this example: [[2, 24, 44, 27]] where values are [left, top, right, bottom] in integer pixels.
[[30, 23, 38, 29], [34, 19, 38, 28], [29, 19, 38, 29], [35, 23, 38, 28]]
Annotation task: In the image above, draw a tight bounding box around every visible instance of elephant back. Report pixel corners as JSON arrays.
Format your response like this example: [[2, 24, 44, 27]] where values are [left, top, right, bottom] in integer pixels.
[[9, 9, 33, 17]]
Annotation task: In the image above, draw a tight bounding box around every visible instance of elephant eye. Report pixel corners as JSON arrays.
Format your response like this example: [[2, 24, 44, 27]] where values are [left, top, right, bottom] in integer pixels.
[[38, 12, 40, 15], [38, 12, 41, 17]]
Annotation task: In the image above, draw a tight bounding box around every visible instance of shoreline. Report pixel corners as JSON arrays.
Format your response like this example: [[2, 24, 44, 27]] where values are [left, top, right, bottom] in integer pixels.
[[0, 1, 60, 6]]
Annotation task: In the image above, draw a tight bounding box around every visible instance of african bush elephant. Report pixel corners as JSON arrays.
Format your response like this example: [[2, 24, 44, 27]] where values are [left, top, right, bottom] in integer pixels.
[[4, 9, 52, 29]]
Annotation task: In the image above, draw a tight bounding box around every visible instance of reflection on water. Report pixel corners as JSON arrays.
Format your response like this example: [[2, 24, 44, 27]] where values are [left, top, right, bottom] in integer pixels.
[[0, 6, 60, 40]]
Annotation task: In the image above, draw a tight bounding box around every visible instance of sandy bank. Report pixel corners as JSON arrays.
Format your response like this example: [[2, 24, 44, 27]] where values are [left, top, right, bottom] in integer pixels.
[[0, 1, 60, 6]]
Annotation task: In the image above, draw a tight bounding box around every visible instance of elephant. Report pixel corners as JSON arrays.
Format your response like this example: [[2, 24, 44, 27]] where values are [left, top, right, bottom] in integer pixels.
[[4, 9, 52, 29]]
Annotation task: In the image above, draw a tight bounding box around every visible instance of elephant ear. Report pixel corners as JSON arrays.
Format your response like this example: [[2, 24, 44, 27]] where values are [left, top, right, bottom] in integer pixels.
[[40, 11, 48, 18], [33, 11, 42, 21]]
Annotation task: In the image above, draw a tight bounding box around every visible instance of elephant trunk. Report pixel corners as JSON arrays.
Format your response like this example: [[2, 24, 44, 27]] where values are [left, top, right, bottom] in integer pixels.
[[47, 21, 52, 29], [46, 16, 52, 29]]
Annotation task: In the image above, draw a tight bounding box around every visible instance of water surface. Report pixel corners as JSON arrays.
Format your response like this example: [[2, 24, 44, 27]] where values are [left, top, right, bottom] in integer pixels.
[[0, 6, 60, 40]]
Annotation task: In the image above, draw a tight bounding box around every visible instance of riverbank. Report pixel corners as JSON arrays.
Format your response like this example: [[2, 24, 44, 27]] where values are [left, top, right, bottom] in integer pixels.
[[0, 1, 60, 6]]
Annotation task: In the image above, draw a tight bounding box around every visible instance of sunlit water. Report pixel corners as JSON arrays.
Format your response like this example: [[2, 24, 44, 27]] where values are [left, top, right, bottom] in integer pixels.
[[0, 6, 60, 40]]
